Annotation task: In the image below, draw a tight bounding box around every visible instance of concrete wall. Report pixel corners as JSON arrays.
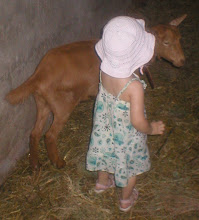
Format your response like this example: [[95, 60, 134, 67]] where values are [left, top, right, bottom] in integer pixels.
[[0, 0, 131, 184]]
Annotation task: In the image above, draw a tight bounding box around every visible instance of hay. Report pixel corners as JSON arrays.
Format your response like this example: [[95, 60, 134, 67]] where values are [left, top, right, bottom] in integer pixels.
[[1, 0, 199, 219]]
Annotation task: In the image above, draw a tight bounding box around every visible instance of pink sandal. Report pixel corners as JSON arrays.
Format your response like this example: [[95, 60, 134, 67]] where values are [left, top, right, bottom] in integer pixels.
[[119, 188, 139, 212], [94, 175, 115, 194]]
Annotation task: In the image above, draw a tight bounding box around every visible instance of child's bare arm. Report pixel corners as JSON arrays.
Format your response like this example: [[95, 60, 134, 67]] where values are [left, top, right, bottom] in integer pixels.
[[129, 81, 165, 135]]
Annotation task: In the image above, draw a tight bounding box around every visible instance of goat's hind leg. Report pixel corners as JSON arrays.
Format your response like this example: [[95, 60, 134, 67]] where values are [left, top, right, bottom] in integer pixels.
[[45, 93, 78, 168], [29, 94, 50, 170]]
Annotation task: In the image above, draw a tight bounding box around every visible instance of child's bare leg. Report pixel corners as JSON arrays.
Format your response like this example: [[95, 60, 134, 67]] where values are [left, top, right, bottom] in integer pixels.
[[120, 176, 137, 208], [95, 171, 115, 193], [119, 176, 138, 211], [96, 171, 109, 187]]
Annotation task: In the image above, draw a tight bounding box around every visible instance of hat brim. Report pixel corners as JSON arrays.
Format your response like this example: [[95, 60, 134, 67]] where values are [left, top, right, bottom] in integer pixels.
[[95, 18, 155, 78], [95, 39, 104, 61]]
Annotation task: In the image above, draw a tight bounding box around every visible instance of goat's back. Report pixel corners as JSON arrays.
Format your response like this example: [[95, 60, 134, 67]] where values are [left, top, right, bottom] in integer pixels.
[[35, 40, 100, 91], [6, 40, 100, 104]]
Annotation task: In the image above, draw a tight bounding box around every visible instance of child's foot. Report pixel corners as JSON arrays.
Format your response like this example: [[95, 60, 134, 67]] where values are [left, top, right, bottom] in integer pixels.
[[119, 188, 139, 212], [94, 174, 115, 193]]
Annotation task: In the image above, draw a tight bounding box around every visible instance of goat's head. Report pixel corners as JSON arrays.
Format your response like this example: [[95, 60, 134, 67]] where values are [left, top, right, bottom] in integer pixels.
[[151, 14, 187, 67]]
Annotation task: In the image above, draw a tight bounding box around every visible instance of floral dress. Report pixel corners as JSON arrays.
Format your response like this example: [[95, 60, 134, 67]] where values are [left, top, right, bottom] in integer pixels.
[[86, 72, 151, 187]]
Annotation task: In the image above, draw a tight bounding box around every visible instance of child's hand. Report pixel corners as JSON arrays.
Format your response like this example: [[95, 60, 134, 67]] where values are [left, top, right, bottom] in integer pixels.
[[150, 121, 165, 135]]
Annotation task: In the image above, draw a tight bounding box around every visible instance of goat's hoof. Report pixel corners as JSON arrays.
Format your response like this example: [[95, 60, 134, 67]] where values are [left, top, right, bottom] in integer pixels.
[[30, 161, 41, 171], [56, 159, 66, 169]]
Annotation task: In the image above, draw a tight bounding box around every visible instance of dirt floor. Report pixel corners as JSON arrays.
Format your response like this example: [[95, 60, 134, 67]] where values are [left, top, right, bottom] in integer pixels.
[[0, 0, 199, 219]]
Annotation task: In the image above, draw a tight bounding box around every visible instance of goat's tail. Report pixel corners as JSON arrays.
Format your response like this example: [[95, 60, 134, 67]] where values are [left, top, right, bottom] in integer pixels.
[[5, 77, 36, 105]]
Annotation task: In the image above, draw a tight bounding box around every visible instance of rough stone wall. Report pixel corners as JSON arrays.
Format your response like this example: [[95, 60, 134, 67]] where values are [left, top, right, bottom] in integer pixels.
[[0, 0, 131, 184]]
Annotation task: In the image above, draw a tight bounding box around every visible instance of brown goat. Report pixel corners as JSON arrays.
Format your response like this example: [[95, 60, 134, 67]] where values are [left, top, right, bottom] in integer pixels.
[[6, 15, 186, 170]]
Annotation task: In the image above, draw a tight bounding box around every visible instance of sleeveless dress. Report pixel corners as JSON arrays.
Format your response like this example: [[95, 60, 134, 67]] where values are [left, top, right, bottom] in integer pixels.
[[86, 72, 151, 187]]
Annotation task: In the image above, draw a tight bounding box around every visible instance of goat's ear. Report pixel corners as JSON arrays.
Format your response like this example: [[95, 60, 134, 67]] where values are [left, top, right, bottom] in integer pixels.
[[169, 14, 187, 26], [150, 26, 163, 40]]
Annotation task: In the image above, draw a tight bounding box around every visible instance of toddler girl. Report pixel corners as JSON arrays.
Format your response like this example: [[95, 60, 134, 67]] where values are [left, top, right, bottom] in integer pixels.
[[86, 16, 165, 212]]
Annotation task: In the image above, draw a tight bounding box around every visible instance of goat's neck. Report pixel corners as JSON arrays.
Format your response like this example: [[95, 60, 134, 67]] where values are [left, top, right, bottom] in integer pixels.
[[147, 26, 159, 63]]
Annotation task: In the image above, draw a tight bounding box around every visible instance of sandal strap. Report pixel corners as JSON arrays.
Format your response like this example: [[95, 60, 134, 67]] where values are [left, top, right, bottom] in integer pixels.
[[120, 188, 139, 204], [120, 198, 132, 204], [95, 176, 115, 190], [95, 182, 110, 190]]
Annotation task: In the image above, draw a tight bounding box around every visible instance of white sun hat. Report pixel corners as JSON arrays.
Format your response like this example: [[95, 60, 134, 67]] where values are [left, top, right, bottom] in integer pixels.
[[95, 16, 155, 78]]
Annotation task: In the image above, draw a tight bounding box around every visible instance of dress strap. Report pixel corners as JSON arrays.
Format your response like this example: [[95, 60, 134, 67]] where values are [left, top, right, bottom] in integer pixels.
[[117, 74, 147, 99], [99, 70, 102, 83]]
